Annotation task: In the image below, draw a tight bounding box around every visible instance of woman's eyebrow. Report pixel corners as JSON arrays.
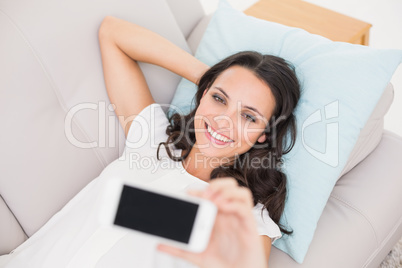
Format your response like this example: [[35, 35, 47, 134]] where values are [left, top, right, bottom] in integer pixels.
[[214, 86, 265, 119]]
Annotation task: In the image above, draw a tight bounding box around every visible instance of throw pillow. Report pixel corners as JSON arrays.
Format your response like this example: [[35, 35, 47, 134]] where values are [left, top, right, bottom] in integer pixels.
[[167, 0, 402, 263]]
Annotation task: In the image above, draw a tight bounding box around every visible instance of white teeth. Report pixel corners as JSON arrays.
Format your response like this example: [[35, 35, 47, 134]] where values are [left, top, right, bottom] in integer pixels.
[[216, 133, 228, 142], [207, 124, 232, 143]]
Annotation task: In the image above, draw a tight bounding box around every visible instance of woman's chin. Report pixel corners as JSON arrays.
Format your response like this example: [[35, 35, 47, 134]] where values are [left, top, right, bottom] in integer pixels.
[[200, 146, 236, 160]]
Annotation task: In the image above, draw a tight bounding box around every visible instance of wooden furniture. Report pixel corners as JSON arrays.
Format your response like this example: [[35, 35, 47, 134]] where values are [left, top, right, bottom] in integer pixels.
[[244, 0, 372, 45]]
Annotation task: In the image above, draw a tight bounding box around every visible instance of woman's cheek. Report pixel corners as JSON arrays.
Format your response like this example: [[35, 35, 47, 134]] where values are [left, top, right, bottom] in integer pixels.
[[242, 127, 260, 147]]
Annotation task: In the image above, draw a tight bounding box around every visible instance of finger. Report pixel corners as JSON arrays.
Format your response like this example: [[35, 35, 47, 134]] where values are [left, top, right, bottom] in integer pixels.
[[187, 179, 253, 211], [217, 201, 258, 231], [203, 178, 239, 200], [186, 189, 205, 198], [213, 187, 253, 208], [156, 244, 201, 266], [209, 177, 239, 190], [218, 200, 251, 218]]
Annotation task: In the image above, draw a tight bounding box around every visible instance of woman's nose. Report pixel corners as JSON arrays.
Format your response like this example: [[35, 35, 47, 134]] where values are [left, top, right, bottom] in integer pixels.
[[214, 110, 237, 130]]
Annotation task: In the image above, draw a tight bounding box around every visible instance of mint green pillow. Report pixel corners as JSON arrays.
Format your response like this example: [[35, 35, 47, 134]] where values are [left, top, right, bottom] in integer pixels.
[[167, 0, 402, 263]]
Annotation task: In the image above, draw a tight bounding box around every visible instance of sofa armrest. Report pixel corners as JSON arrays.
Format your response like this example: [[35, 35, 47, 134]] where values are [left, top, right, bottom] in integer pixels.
[[268, 130, 402, 267]]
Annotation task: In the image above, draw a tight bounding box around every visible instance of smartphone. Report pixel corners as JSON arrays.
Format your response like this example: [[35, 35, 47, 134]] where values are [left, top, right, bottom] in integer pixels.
[[98, 177, 217, 253]]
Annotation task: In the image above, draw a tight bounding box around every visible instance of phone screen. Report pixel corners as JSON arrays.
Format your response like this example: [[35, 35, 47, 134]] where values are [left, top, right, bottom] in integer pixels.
[[114, 185, 199, 244]]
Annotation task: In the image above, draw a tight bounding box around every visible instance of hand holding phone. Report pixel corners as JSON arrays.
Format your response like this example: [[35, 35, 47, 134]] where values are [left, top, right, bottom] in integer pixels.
[[98, 177, 217, 253], [157, 178, 269, 268]]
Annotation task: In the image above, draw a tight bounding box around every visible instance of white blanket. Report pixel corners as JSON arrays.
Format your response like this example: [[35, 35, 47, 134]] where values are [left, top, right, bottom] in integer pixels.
[[0, 159, 201, 268]]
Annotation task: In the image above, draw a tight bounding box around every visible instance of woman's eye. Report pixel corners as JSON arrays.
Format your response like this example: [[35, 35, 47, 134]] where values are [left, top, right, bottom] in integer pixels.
[[244, 114, 256, 123], [212, 94, 225, 104], [212, 94, 256, 123]]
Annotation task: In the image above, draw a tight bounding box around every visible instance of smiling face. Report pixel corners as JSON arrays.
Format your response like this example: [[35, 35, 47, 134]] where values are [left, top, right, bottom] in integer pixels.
[[193, 65, 276, 161]]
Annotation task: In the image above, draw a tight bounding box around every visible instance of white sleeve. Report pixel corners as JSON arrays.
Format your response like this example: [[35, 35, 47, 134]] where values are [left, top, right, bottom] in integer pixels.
[[124, 103, 170, 155], [252, 202, 282, 244]]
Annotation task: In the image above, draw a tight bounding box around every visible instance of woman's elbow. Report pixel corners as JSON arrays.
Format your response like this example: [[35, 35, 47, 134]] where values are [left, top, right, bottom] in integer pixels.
[[98, 16, 118, 40]]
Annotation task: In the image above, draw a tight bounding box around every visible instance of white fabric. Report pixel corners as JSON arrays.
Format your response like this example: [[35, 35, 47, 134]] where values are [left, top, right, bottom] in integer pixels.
[[0, 103, 281, 268]]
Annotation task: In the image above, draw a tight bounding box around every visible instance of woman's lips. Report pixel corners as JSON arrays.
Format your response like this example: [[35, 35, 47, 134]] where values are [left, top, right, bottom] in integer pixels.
[[204, 122, 234, 144]]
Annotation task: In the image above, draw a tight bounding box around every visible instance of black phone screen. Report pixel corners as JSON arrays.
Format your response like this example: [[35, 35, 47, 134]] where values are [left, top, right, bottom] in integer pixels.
[[114, 185, 199, 244]]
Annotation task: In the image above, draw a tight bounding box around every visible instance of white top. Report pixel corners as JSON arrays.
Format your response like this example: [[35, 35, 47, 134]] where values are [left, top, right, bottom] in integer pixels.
[[0, 103, 281, 268]]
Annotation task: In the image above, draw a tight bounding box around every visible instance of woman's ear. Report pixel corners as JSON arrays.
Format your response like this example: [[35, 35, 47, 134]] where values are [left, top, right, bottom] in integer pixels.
[[257, 133, 267, 143]]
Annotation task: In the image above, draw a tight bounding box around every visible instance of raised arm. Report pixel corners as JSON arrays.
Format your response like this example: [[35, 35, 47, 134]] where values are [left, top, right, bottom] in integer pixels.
[[98, 16, 209, 137]]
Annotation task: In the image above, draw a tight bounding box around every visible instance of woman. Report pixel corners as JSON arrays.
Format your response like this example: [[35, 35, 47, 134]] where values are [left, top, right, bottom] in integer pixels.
[[99, 15, 300, 267]]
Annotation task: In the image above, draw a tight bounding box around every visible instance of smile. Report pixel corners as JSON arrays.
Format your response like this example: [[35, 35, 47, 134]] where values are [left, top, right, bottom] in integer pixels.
[[204, 122, 234, 144]]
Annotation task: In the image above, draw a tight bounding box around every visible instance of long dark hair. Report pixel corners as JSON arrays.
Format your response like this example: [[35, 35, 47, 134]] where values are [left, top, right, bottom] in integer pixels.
[[157, 51, 300, 235]]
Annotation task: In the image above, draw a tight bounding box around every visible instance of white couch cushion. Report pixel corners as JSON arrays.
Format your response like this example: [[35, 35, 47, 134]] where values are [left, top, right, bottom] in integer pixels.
[[0, 197, 27, 254], [267, 131, 402, 267], [0, 0, 191, 254]]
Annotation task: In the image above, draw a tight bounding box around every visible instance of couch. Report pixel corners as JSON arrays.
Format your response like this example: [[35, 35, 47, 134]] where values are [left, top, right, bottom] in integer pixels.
[[0, 0, 401, 267]]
